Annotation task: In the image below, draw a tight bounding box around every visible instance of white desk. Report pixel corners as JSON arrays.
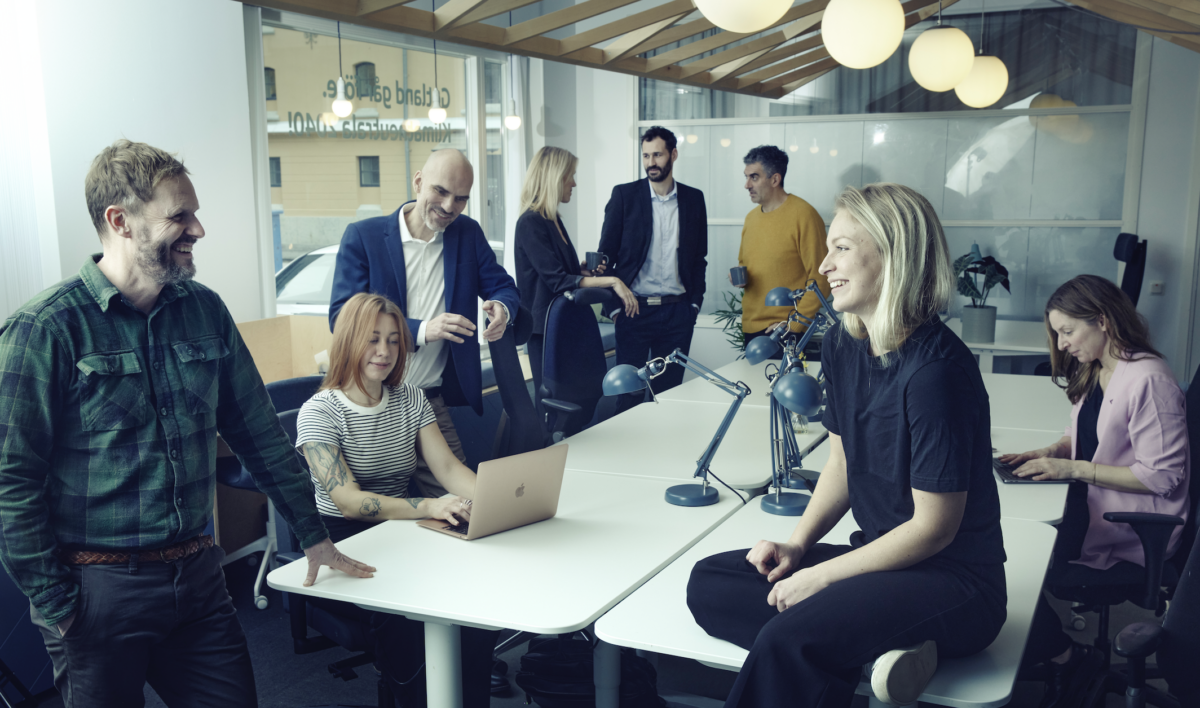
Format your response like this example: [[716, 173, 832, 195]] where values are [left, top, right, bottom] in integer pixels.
[[658, 358, 822, 408], [594, 503, 1057, 708], [944, 318, 1048, 373], [981, 372, 1071, 433], [267, 470, 742, 708], [562, 398, 827, 491], [799, 426, 1070, 524]]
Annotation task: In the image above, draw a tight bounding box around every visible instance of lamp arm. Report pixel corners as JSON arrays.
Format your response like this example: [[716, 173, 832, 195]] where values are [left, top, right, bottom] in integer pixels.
[[692, 392, 747, 482], [664, 349, 747, 398]]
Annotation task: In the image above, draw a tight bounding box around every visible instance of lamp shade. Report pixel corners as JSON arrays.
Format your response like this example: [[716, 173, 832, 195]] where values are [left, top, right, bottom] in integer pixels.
[[602, 365, 648, 396], [745, 336, 781, 366], [954, 55, 1009, 108], [908, 27, 975, 92], [765, 286, 795, 307], [823, 0, 905, 69], [331, 77, 353, 118], [693, 0, 791, 33], [428, 106, 448, 124], [774, 371, 823, 416]]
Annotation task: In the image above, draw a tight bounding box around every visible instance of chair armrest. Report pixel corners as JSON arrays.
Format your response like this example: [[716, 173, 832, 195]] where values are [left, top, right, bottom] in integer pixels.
[[1114, 621, 1163, 659], [569, 288, 618, 308], [541, 398, 582, 443], [1103, 512, 1185, 610]]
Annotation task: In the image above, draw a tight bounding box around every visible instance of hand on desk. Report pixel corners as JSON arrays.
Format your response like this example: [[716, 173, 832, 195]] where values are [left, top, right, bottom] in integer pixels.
[[1011, 457, 1080, 482], [302, 538, 377, 587]]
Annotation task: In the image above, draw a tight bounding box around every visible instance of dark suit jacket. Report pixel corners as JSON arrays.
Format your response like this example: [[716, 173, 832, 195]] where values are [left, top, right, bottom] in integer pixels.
[[597, 178, 708, 310], [514, 209, 582, 335], [329, 203, 520, 415]]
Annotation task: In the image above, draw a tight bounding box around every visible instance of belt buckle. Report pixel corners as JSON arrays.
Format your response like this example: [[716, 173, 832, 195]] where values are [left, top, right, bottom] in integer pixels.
[[647, 296, 662, 306]]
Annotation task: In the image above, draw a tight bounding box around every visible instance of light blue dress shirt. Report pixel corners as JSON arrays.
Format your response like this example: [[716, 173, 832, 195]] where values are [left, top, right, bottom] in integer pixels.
[[630, 180, 686, 298]]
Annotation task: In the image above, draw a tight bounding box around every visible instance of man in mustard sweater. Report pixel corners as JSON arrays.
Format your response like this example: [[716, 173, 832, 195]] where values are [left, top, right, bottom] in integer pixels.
[[736, 145, 832, 352]]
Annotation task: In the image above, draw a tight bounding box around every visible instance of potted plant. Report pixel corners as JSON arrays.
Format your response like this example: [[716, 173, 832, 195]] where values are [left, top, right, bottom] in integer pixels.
[[953, 245, 1010, 343]]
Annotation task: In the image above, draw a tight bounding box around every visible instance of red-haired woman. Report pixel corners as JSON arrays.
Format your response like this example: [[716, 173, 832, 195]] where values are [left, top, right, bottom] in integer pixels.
[[296, 291, 494, 708]]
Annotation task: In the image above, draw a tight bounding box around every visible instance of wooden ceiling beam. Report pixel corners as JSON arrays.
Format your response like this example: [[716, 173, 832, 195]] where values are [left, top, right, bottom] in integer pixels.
[[732, 47, 830, 88], [761, 56, 839, 92], [779, 65, 836, 95], [601, 15, 691, 63], [356, 0, 415, 16], [643, 0, 827, 72], [707, 49, 773, 81], [558, 0, 693, 55], [1062, 0, 1199, 33], [623, 16, 715, 58], [1123, 0, 1200, 25], [676, 9, 825, 79], [501, 0, 640, 46], [455, 0, 541, 25], [433, 0, 493, 32], [719, 34, 825, 82]]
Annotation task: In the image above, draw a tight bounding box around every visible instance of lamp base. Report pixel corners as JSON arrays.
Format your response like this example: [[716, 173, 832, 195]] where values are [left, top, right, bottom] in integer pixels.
[[760, 490, 809, 516], [665, 483, 720, 507], [781, 469, 813, 490]]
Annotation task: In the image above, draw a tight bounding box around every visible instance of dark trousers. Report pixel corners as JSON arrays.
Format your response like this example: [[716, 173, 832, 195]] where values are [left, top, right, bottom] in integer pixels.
[[324, 516, 499, 707], [1025, 481, 1092, 666], [688, 545, 1007, 708], [29, 545, 256, 708], [614, 301, 696, 413]]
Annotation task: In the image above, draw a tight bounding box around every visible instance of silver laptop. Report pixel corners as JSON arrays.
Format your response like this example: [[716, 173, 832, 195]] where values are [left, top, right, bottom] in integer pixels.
[[417, 445, 569, 540]]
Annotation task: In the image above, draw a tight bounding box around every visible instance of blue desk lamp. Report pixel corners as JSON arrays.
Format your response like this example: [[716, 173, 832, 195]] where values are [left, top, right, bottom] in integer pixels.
[[745, 280, 840, 515], [602, 349, 750, 507]]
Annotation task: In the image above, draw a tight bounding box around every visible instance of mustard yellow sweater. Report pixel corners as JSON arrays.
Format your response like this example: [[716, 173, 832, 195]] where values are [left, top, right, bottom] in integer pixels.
[[738, 194, 831, 334]]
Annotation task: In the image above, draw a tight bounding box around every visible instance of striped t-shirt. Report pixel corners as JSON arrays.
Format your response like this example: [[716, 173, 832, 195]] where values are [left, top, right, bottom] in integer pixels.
[[295, 384, 436, 518]]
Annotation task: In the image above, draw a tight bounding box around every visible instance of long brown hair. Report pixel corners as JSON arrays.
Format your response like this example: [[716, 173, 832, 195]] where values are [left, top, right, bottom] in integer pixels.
[[322, 293, 412, 403], [1045, 274, 1161, 403], [520, 146, 577, 222]]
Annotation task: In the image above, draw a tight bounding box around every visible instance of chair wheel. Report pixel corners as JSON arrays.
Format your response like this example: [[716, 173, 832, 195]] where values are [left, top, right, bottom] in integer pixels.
[[246, 553, 259, 567], [1071, 615, 1087, 631], [254, 595, 269, 610]]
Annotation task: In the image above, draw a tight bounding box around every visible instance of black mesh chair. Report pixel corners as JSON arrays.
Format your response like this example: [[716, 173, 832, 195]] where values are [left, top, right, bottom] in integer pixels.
[[538, 289, 618, 441], [488, 305, 547, 458], [1114, 233, 1148, 307]]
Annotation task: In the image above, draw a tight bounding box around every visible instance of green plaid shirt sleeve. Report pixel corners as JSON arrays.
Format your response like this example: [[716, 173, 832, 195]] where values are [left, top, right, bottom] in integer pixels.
[[0, 258, 327, 625]]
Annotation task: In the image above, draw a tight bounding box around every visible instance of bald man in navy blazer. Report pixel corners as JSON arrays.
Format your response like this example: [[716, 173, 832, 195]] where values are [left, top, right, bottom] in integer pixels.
[[330, 150, 519, 497], [599, 126, 708, 413]]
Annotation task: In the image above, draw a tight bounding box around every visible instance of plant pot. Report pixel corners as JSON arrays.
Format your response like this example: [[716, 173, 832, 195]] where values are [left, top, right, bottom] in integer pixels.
[[961, 305, 997, 343]]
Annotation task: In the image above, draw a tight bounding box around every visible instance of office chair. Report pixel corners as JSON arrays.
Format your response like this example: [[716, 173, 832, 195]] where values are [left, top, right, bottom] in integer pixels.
[[272, 408, 395, 708], [538, 288, 617, 441], [0, 658, 33, 708], [1114, 233, 1148, 307], [488, 305, 549, 458], [216, 374, 326, 609], [1110, 525, 1200, 708], [1046, 363, 1200, 704]]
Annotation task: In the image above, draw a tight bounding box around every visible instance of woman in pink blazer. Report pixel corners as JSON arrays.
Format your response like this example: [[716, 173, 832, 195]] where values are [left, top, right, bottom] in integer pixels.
[[999, 274, 1190, 708]]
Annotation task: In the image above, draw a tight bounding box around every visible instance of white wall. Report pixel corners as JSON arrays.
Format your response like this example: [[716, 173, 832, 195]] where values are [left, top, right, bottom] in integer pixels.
[[16, 0, 269, 323], [1134, 38, 1200, 379]]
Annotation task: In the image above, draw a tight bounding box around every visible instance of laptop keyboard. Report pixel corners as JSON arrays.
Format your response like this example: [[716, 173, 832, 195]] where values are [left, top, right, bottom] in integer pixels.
[[991, 457, 1021, 481], [444, 521, 470, 535]]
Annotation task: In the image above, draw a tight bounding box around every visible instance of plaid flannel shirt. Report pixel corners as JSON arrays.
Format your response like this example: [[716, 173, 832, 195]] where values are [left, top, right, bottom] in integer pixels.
[[0, 256, 327, 625]]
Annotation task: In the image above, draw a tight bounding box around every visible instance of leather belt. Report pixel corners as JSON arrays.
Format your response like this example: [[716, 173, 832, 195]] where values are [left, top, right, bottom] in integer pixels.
[[637, 295, 686, 306], [58, 535, 214, 565]]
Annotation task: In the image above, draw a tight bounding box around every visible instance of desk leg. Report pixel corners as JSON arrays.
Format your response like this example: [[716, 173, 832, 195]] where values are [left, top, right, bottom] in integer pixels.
[[424, 621, 463, 708], [594, 639, 620, 708], [978, 351, 995, 373]]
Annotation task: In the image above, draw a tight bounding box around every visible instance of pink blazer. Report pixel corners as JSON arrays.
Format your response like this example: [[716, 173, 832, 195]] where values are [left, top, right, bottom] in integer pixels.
[[1066, 355, 1190, 570]]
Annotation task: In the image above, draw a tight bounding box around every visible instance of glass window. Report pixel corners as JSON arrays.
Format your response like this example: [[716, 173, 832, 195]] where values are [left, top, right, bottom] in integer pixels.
[[264, 67, 277, 101], [276, 252, 339, 305], [484, 60, 505, 264], [355, 62, 376, 102], [269, 157, 282, 187], [359, 156, 380, 187]]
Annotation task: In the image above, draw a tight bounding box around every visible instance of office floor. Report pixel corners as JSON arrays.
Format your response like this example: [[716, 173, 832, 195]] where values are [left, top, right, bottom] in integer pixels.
[[29, 557, 1168, 708]]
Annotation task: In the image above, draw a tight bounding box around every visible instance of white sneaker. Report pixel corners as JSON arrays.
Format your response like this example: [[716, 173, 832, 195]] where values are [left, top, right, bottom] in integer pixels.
[[869, 640, 938, 706]]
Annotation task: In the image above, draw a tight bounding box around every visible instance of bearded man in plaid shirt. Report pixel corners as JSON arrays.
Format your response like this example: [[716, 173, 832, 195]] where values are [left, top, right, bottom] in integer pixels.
[[0, 140, 375, 707]]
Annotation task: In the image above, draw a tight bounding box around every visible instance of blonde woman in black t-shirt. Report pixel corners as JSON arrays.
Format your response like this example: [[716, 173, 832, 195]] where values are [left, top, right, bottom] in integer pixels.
[[688, 184, 1006, 708]]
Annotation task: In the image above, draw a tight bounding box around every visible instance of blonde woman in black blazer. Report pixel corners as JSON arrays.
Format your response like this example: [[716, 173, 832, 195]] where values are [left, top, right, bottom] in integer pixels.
[[514, 146, 638, 398]]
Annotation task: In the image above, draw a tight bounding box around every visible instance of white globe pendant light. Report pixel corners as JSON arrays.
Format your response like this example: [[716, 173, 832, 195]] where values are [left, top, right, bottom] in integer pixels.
[[692, 0, 791, 33], [822, 0, 906, 70], [909, 26, 975, 92], [954, 55, 1008, 107]]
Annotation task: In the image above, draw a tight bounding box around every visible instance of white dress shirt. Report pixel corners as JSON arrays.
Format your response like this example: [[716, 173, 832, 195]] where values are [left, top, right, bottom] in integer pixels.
[[630, 180, 686, 298], [398, 205, 448, 390]]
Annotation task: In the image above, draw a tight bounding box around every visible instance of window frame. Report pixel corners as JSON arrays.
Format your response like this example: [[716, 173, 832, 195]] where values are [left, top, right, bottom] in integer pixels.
[[358, 156, 381, 188]]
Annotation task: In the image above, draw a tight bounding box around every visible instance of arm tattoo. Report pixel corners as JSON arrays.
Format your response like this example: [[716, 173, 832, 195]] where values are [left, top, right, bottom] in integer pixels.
[[359, 497, 382, 518], [406, 497, 425, 509], [304, 443, 350, 494]]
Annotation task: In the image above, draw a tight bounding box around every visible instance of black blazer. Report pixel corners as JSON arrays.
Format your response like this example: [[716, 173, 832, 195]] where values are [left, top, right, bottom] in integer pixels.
[[514, 209, 582, 335], [597, 178, 708, 310]]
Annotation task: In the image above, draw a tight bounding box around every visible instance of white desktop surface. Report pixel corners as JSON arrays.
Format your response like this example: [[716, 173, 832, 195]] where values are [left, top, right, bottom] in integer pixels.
[[981, 372, 1071, 433], [798, 426, 1070, 524], [267, 470, 741, 633], [658, 358, 822, 408], [561, 398, 826, 490], [945, 318, 1048, 372], [595, 503, 1057, 708]]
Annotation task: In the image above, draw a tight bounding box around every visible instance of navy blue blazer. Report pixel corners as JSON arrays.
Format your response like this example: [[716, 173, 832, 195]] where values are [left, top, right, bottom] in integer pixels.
[[597, 178, 708, 310], [329, 203, 520, 415]]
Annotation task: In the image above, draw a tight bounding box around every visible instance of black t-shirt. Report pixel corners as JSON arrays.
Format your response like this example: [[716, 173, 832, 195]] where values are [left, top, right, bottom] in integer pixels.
[[821, 319, 1006, 566], [1075, 384, 1104, 464]]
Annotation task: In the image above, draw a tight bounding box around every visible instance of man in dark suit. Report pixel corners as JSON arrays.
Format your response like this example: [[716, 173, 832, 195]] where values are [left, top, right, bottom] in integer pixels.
[[330, 149, 519, 497], [599, 126, 708, 412]]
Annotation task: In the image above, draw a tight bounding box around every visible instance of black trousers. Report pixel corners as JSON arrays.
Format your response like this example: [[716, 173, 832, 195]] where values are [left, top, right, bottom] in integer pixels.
[[614, 301, 696, 413], [29, 545, 257, 708], [324, 516, 499, 707], [688, 544, 1007, 708], [1024, 481, 1093, 666]]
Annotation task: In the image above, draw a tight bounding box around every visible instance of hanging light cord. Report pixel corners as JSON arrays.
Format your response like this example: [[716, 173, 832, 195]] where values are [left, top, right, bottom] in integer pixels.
[[937, 0, 943, 26], [979, 0, 985, 55], [432, 0, 439, 94], [337, 21, 344, 78]]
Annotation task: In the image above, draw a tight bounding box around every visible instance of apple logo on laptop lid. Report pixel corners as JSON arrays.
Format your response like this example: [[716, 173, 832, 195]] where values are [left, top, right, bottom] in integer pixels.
[[515, 483, 525, 498]]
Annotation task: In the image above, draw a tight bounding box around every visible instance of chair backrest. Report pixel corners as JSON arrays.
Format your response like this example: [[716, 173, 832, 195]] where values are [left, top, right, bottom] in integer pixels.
[[1177, 363, 1200, 573], [1159, 525, 1200, 702], [1114, 232, 1147, 306], [275, 408, 310, 556], [265, 375, 326, 413], [540, 292, 608, 438], [488, 311, 547, 458]]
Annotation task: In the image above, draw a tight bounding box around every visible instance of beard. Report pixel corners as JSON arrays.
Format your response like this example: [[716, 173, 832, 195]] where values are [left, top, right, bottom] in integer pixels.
[[647, 160, 673, 183], [135, 228, 195, 286]]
